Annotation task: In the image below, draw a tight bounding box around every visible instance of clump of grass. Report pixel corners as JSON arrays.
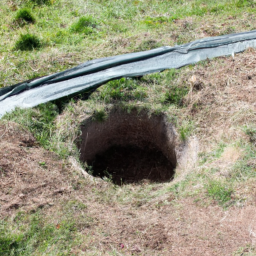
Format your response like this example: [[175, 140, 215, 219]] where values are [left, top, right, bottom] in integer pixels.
[[206, 180, 233, 206], [14, 33, 41, 51], [161, 85, 189, 106], [243, 125, 256, 144], [14, 8, 36, 26], [179, 121, 194, 142], [96, 78, 147, 103], [92, 108, 107, 122], [209, 5, 225, 13], [3, 103, 59, 147], [70, 16, 98, 34], [236, 0, 255, 7]]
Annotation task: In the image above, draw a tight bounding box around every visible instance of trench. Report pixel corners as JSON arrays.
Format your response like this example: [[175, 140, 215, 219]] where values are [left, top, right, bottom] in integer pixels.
[[77, 108, 178, 185]]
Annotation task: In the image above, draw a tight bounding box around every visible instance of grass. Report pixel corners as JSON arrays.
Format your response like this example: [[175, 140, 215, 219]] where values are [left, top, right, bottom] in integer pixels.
[[14, 34, 42, 51], [206, 180, 233, 206], [0, 205, 93, 256], [30, 0, 53, 5], [236, 0, 256, 7], [70, 16, 98, 34], [3, 102, 59, 147], [92, 108, 107, 122], [0, 0, 255, 85], [243, 125, 256, 144], [14, 8, 36, 26], [97, 78, 148, 103], [2, 0, 256, 254]]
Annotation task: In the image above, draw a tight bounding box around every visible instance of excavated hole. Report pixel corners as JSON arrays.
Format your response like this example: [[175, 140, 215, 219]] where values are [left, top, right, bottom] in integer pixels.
[[77, 108, 178, 185]]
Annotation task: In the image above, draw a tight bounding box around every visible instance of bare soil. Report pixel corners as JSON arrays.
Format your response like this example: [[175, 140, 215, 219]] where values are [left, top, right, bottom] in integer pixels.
[[0, 122, 72, 216]]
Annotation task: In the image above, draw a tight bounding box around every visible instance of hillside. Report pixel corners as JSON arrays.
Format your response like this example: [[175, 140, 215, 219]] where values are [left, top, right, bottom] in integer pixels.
[[1, 0, 256, 255]]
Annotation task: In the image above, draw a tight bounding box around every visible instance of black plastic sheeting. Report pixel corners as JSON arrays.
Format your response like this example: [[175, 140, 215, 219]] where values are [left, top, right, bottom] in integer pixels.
[[1, 30, 256, 118]]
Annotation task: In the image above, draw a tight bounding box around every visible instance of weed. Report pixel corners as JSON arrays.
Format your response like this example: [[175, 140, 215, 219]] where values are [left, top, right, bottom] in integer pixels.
[[179, 121, 194, 141], [212, 143, 226, 158], [14, 8, 36, 26], [233, 245, 256, 255], [168, 172, 198, 197], [14, 34, 41, 51], [110, 22, 128, 33], [92, 108, 107, 122], [39, 161, 47, 168], [103, 169, 113, 182], [161, 85, 189, 106], [243, 125, 256, 144], [70, 16, 98, 34], [190, 4, 208, 16], [206, 180, 233, 206], [86, 165, 94, 176]]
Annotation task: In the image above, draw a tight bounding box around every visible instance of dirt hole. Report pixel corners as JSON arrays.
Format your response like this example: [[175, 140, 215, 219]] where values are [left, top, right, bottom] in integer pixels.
[[77, 108, 177, 185]]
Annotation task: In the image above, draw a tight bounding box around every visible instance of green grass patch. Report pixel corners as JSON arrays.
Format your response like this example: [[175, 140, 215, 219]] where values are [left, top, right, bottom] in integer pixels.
[[92, 108, 107, 122], [70, 16, 98, 34], [0, 211, 79, 256], [178, 120, 194, 142], [97, 78, 147, 103], [243, 125, 256, 144], [14, 8, 36, 26], [206, 180, 233, 206], [14, 34, 42, 51], [160, 85, 189, 106], [230, 143, 256, 180], [141, 16, 169, 27], [3, 103, 59, 148]]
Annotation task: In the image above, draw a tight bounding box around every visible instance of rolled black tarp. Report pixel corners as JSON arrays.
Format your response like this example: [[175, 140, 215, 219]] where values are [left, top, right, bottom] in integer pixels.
[[1, 30, 256, 118]]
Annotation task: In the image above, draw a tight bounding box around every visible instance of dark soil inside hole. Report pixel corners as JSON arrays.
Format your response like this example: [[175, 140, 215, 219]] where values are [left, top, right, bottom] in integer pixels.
[[87, 144, 175, 185]]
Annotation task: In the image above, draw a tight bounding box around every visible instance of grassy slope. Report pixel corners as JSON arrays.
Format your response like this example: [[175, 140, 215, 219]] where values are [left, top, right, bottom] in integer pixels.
[[1, 0, 256, 255]]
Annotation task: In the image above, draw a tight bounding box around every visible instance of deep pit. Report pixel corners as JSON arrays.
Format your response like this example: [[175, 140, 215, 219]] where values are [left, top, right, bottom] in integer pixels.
[[77, 108, 178, 185]]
